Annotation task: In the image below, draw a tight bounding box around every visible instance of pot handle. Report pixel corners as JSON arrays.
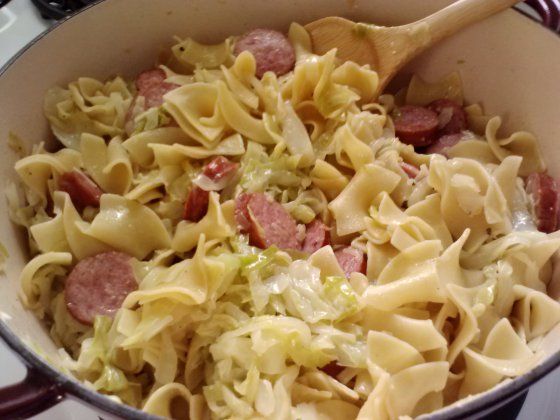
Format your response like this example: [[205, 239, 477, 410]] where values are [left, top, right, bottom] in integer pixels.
[[0, 368, 64, 418], [524, 0, 560, 32]]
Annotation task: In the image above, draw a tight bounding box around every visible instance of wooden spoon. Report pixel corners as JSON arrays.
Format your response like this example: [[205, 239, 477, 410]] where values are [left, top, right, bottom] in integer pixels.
[[305, 0, 520, 95]]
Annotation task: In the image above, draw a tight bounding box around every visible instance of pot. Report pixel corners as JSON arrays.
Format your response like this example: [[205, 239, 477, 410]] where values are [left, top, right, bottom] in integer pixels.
[[1, 0, 560, 418]]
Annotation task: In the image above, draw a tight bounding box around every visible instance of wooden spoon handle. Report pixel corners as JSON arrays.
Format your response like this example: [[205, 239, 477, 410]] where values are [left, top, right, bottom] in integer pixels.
[[417, 0, 520, 44]]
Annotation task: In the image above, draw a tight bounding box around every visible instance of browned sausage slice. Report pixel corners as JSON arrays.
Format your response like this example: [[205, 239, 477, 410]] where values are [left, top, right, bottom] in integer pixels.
[[235, 192, 301, 250], [526, 172, 559, 233], [203, 156, 239, 182], [394, 106, 439, 147], [135, 68, 178, 109], [400, 162, 420, 179], [235, 193, 253, 233], [183, 156, 239, 222], [334, 247, 366, 278], [183, 186, 210, 222], [136, 68, 166, 92], [59, 170, 103, 209], [424, 133, 464, 157], [320, 361, 345, 378], [248, 193, 301, 250], [302, 219, 330, 254], [428, 99, 467, 136], [65, 251, 137, 325], [234, 28, 295, 78]]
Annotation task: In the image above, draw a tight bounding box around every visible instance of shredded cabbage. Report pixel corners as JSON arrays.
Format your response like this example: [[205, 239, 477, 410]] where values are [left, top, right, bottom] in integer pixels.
[[73, 317, 132, 398], [258, 260, 360, 323], [239, 141, 309, 193]]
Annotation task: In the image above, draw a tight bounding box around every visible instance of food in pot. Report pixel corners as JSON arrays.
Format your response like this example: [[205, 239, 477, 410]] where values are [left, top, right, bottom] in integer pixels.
[[9, 22, 560, 419]]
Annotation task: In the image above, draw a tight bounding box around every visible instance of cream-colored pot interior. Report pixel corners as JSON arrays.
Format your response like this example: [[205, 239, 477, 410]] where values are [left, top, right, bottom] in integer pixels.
[[1, 0, 560, 418]]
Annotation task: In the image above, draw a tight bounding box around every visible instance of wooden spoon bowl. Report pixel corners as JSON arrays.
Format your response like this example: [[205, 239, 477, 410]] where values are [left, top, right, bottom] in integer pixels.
[[305, 0, 520, 96]]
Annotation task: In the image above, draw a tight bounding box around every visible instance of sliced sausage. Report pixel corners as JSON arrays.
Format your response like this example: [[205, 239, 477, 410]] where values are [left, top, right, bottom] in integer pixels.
[[428, 99, 467, 136], [59, 170, 103, 209], [526, 172, 559, 233], [65, 251, 137, 325], [135, 68, 178, 109], [320, 361, 345, 378], [183, 157, 239, 222], [400, 162, 420, 179], [234, 28, 295, 78], [235, 192, 301, 250], [183, 186, 210, 222], [235, 193, 253, 233], [302, 219, 330, 254], [135, 68, 167, 92], [203, 156, 239, 182], [394, 105, 439, 147], [334, 247, 366, 278], [424, 133, 463, 157]]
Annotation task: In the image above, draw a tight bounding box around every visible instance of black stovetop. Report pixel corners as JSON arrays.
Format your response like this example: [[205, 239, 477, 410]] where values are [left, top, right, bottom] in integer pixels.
[[30, 0, 97, 20]]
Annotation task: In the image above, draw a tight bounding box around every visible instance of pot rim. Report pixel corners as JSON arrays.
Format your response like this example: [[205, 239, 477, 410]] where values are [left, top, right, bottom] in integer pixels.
[[1, 1, 559, 418]]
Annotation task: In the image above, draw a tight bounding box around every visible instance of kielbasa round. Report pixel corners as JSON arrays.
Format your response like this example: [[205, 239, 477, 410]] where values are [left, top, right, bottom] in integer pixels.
[[65, 251, 137, 325], [320, 361, 345, 378], [394, 106, 439, 147], [234, 28, 295, 78], [203, 156, 239, 182], [235, 192, 301, 250], [424, 133, 464, 157], [135, 68, 178, 109], [526, 172, 559, 233], [302, 219, 330, 254], [235, 193, 253, 233], [183, 186, 210, 222], [59, 170, 103, 209], [428, 99, 467, 136], [334, 246, 367, 278], [183, 156, 239, 222]]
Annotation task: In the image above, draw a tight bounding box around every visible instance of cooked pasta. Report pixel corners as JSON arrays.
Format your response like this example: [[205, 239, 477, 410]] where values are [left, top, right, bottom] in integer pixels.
[[9, 22, 560, 420]]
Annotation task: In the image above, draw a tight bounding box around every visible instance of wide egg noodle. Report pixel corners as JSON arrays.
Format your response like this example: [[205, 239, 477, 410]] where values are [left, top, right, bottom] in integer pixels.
[[163, 82, 226, 147], [172, 193, 235, 252], [333, 124, 374, 171], [30, 211, 70, 254], [54, 191, 113, 260], [122, 127, 194, 168], [86, 194, 171, 259], [459, 318, 540, 398], [329, 163, 401, 236], [485, 116, 546, 176], [363, 192, 441, 252], [19, 251, 72, 313], [15, 148, 81, 200], [80, 133, 133, 195], [310, 159, 349, 201], [221, 51, 259, 110], [362, 241, 446, 311], [428, 155, 520, 250], [149, 133, 245, 167]]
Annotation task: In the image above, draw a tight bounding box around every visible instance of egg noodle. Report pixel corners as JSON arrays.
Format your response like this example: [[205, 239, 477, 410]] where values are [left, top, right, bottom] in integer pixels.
[[9, 23, 560, 419]]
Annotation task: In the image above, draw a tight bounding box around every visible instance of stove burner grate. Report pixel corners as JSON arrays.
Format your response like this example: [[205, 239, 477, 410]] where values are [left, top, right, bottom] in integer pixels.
[[30, 0, 97, 20]]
